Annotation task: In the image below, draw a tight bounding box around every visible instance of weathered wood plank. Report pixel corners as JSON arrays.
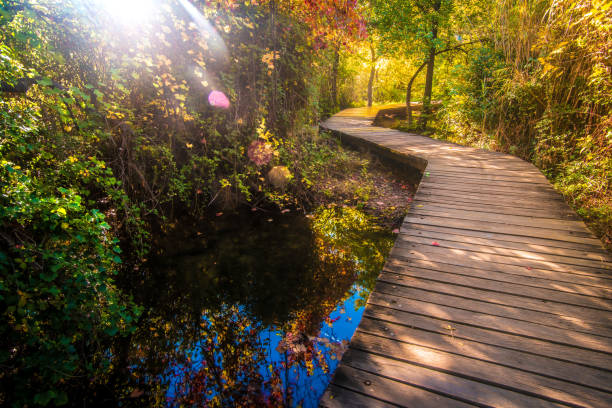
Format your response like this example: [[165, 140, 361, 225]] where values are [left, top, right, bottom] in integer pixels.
[[327, 366, 474, 408], [392, 244, 609, 278], [363, 304, 612, 371], [396, 234, 611, 270], [385, 258, 612, 299], [380, 265, 612, 309], [357, 317, 612, 392], [403, 215, 601, 245], [341, 349, 567, 408], [350, 332, 612, 408], [411, 198, 579, 219], [368, 289, 612, 351], [409, 207, 592, 234], [374, 278, 612, 335], [401, 222, 609, 254], [320, 385, 401, 408]]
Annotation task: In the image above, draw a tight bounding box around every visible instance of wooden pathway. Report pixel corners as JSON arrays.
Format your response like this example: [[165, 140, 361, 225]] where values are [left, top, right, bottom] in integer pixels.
[[319, 107, 612, 408]]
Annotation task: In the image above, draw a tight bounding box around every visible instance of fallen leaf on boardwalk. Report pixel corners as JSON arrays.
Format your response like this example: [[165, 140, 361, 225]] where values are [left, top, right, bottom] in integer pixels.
[[216, 212, 223, 216], [417, 204, 424, 207], [407, 197, 412, 202], [392, 228, 399, 234], [526, 266, 532, 270], [432, 241, 440, 246]]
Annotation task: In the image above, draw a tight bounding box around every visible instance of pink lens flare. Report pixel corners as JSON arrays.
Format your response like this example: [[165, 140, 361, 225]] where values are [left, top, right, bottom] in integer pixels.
[[208, 90, 230, 109]]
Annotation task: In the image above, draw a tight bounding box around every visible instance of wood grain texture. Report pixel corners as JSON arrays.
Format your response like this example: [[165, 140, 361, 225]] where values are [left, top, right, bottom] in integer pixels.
[[319, 107, 612, 407]]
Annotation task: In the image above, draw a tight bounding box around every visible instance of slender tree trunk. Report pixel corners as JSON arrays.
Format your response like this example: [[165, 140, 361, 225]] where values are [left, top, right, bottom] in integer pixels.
[[367, 45, 376, 107], [406, 60, 428, 127], [367, 65, 376, 107], [418, 0, 441, 130], [418, 37, 437, 129], [331, 47, 339, 110]]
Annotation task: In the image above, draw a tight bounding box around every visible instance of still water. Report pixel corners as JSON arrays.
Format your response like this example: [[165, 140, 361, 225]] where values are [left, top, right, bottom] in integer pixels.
[[114, 205, 394, 407]]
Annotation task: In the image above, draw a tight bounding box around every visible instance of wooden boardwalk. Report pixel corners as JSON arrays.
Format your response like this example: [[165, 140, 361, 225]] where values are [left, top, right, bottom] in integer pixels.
[[319, 107, 612, 408]]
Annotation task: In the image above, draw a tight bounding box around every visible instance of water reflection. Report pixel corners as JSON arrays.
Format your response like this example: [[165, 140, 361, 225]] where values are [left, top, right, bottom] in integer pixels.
[[109, 205, 393, 407]]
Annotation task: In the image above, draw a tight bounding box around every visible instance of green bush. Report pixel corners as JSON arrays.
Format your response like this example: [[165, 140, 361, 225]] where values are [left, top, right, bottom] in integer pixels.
[[0, 102, 141, 406]]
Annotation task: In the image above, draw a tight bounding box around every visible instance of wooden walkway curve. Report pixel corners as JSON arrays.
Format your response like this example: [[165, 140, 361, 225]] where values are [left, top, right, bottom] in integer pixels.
[[319, 107, 612, 408]]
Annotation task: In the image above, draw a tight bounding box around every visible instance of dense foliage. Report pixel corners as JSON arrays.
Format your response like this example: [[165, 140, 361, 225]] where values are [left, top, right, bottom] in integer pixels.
[[0, 0, 366, 405]]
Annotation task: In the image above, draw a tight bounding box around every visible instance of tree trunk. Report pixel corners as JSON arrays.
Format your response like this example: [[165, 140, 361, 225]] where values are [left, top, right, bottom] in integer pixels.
[[418, 41, 437, 129], [406, 60, 428, 127], [367, 65, 375, 107], [331, 47, 339, 111], [367, 45, 377, 107], [418, 0, 440, 130]]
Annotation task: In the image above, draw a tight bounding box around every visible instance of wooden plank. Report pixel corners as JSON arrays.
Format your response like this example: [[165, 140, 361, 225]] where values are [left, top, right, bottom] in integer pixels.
[[342, 349, 565, 408], [391, 250, 612, 294], [411, 198, 580, 220], [392, 243, 609, 278], [416, 183, 567, 203], [376, 271, 612, 324], [421, 171, 554, 185], [426, 164, 545, 177], [349, 332, 612, 408], [420, 178, 561, 197], [328, 365, 474, 408], [380, 265, 612, 310], [396, 234, 612, 270], [370, 285, 612, 344], [414, 190, 574, 214], [320, 385, 401, 408], [363, 304, 612, 371], [385, 257, 612, 299], [409, 207, 592, 234], [395, 234, 611, 270], [424, 172, 552, 185], [404, 215, 601, 246], [400, 222, 609, 254], [357, 317, 612, 392]]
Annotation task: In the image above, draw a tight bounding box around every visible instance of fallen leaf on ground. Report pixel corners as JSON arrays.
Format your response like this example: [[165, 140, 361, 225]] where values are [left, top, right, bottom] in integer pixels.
[[392, 228, 400, 234], [432, 241, 440, 246], [216, 212, 223, 216]]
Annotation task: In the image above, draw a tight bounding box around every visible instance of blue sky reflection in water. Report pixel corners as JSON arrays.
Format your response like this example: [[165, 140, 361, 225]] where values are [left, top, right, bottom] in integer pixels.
[[120, 206, 393, 407]]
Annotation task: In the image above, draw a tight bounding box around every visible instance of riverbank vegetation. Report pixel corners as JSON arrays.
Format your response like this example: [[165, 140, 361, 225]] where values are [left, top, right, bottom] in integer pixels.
[[1, 0, 609, 406]]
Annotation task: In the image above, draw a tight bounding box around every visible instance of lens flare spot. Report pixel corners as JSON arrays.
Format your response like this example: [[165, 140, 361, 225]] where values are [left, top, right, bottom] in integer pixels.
[[208, 91, 230, 109]]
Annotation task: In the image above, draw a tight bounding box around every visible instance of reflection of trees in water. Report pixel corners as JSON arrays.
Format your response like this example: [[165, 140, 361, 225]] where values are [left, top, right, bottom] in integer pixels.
[[101, 207, 393, 406]]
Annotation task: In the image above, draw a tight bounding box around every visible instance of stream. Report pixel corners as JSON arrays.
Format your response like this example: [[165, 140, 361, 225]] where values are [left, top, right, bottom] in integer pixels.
[[108, 205, 395, 407]]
